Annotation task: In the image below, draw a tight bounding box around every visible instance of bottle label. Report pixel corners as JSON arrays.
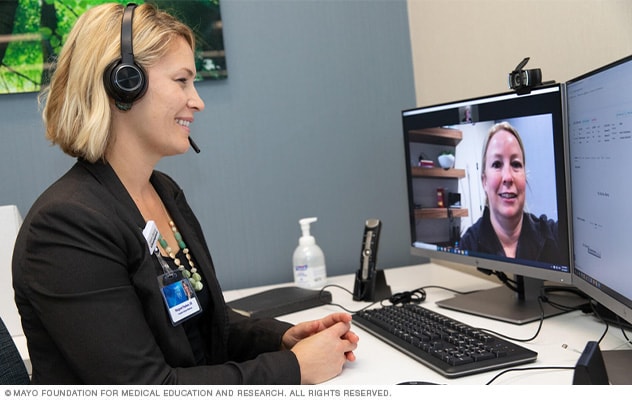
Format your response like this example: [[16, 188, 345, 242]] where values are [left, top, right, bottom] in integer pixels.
[[294, 264, 326, 288]]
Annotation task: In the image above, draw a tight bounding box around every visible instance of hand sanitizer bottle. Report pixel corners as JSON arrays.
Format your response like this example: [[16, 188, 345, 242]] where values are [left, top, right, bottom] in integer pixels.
[[292, 217, 327, 288]]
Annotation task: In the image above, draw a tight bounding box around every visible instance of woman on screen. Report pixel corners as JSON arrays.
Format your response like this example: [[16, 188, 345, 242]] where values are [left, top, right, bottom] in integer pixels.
[[459, 122, 563, 264], [12, 3, 357, 384]]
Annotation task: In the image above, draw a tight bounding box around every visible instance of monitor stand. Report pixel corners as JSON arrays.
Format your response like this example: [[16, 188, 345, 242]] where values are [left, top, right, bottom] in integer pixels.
[[436, 275, 587, 325]]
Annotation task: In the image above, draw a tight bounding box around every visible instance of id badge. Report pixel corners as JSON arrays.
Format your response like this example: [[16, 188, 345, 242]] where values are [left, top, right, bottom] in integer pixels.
[[158, 271, 202, 326]]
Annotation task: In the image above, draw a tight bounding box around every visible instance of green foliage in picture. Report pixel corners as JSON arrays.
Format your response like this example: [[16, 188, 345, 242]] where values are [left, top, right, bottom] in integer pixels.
[[0, 0, 226, 95]]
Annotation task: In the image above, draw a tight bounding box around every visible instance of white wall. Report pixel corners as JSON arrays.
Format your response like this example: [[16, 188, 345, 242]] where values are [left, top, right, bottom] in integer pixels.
[[406, 0, 631, 279], [408, 0, 632, 106]]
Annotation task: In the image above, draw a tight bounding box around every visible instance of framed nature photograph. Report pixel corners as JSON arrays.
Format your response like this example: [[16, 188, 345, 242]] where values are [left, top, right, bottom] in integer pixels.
[[0, 0, 226, 95]]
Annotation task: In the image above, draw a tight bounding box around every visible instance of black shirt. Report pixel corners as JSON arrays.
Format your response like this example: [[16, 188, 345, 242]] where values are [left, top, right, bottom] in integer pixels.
[[459, 207, 566, 266]]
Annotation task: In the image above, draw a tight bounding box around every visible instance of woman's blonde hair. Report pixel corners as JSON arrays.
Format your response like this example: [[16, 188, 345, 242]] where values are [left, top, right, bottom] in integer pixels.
[[40, 3, 195, 162]]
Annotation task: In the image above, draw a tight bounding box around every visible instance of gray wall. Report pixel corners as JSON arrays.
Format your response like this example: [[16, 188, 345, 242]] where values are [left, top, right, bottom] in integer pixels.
[[0, 0, 419, 290]]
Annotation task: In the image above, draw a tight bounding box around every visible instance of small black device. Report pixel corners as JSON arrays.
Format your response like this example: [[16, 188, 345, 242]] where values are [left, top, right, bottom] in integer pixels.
[[573, 341, 609, 385], [360, 218, 381, 281], [353, 219, 391, 301], [103, 3, 147, 110], [508, 57, 542, 94]]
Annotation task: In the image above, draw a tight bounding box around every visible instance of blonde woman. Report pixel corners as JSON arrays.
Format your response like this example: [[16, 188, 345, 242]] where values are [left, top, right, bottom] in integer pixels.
[[13, 3, 357, 384]]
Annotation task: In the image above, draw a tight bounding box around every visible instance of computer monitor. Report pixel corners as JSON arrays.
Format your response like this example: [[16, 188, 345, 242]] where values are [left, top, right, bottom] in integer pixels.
[[402, 85, 581, 324], [566, 54, 632, 385]]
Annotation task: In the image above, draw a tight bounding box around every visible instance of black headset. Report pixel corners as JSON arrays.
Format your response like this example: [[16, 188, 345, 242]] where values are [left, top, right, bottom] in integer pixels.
[[103, 3, 147, 110]]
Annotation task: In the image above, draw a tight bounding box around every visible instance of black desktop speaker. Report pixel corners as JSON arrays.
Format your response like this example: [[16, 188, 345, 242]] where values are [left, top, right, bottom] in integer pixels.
[[103, 3, 147, 110], [573, 341, 610, 385]]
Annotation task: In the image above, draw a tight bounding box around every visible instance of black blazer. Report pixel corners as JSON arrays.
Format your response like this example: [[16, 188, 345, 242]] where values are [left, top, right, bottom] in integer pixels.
[[12, 160, 300, 384]]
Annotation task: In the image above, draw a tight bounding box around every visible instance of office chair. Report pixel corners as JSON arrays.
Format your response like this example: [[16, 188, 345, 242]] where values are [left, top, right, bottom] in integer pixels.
[[0, 316, 30, 384], [1, 205, 30, 382]]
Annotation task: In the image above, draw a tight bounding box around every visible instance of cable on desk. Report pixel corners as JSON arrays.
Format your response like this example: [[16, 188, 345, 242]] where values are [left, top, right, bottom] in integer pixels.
[[322, 282, 604, 346], [489, 270, 593, 314], [416, 284, 483, 296], [589, 301, 611, 345], [476, 296, 546, 343], [382, 284, 485, 305], [475, 285, 592, 343], [319, 284, 380, 314], [587, 300, 632, 345], [319, 283, 480, 314], [485, 366, 574, 385], [477, 290, 585, 343], [541, 286, 591, 313], [321, 282, 517, 314], [484, 301, 629, 385], [492, 271, 519, 293], [622, 325, 631, 345]]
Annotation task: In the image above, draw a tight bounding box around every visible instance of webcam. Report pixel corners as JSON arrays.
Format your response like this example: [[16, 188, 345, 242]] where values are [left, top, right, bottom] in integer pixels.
[[508, 57, 543, 94]]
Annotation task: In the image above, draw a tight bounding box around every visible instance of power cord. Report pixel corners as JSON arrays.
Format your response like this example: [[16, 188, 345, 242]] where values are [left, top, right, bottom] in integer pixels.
[[477, 287, 590, 343], [493, 271, 519, 293], [485, 366, 574, 385], [318, 284, 378, 314]]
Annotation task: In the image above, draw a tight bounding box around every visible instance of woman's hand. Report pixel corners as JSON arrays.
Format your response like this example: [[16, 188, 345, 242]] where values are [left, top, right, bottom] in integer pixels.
[[283, 313, 359, 384]]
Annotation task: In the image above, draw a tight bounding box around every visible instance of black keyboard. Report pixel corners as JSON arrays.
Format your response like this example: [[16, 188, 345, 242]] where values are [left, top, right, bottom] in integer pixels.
[[352, 303, 537, 378]]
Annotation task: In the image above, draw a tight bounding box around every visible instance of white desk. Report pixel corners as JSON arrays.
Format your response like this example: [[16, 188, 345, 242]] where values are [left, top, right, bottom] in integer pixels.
[[224, 263, 631, 385]]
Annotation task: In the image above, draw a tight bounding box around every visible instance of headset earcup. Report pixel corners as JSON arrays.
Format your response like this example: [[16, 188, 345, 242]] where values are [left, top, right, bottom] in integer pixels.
[[103, 59, 147, 104], [103, 4, 146, 108]]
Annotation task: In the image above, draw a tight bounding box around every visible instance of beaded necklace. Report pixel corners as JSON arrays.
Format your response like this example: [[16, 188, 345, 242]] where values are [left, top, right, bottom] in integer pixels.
[[158, 219, 204, 292]]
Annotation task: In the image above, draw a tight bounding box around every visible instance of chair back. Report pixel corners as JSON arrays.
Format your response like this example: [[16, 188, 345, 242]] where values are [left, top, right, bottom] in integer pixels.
[[0, 316, 30, 384], [0, 205, 30, 382], [0, 205, 24, 338]]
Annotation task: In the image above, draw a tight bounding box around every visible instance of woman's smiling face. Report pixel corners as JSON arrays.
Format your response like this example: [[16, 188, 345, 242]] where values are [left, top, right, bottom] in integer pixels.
[[126, 36, 205, 158], [482, 128, 526, 223]]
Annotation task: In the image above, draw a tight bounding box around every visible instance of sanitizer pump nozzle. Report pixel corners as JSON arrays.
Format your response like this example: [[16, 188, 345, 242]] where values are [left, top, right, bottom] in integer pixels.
[[299, 217, 317, 245], [292, 217, 327, 288]]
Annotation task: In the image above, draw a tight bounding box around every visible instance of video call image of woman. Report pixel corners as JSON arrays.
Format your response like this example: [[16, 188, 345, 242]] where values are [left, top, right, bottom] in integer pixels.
[[459, 122, 565, 266]]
